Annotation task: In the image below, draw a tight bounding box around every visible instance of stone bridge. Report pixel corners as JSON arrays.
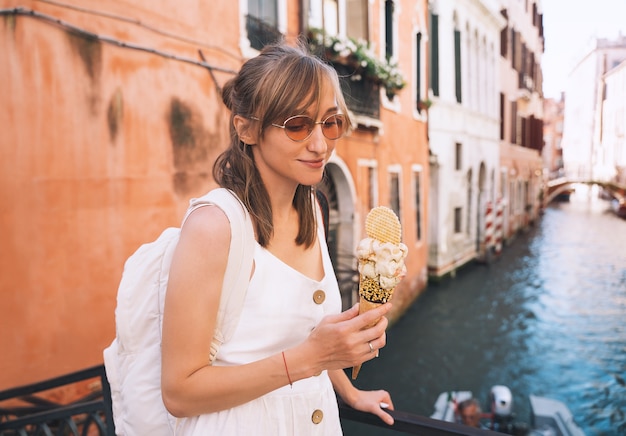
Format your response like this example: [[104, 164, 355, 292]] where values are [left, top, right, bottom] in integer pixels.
[[545, 177, 626, 217]]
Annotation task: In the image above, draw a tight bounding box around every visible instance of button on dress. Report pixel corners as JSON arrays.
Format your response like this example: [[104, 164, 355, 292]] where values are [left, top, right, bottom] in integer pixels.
[[175, 221, 343, 435]]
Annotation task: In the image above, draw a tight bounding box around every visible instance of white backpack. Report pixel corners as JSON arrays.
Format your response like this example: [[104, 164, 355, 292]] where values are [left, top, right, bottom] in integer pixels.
[[103, 188, 254, 436]]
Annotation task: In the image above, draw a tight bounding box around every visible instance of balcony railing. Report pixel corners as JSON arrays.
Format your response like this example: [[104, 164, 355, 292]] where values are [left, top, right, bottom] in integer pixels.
[[0, 365, 114, 436], [518, 72, 535, 93], [333, 62, 381, 120], [0, 365, 501, 435], [246, 15, 282, 51]]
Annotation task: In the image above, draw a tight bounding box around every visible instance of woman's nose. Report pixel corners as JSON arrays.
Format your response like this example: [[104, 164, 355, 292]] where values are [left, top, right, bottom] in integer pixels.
[[307, 124, 328, 152]]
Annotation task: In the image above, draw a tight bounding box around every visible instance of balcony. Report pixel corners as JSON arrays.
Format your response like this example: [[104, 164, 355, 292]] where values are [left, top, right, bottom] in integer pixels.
[[333, 62, 381, 120]]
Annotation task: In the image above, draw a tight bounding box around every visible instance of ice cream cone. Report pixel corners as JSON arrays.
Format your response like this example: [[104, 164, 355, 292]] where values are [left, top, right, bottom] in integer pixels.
[[351, 207, 407, 379]]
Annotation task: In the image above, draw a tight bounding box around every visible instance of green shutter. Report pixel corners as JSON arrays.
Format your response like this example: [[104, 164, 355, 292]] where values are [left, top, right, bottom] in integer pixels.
[[430, 13, 439, 96], [454, 29, 462, 103]]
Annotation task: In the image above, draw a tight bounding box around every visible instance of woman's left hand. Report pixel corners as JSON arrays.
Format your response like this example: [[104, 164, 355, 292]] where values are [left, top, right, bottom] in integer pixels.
[[348, 388, 395, 425]]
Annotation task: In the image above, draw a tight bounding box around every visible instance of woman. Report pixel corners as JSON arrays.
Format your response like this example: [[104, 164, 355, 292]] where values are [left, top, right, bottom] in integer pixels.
[[161, 39, 394, 435]]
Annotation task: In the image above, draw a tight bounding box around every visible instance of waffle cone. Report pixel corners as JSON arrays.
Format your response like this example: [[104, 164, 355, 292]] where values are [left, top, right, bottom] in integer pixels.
[[351, 296, 383, 379], [359, 296, 383, 318]]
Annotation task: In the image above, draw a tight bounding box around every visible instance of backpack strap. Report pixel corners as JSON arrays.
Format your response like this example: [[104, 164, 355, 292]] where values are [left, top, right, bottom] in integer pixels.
[[182, 188, 254, 363], [315, 189, 330, 242]]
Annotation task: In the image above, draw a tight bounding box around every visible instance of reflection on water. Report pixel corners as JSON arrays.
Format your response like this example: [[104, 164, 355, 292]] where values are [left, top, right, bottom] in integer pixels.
[[344, 185, 626, 435]]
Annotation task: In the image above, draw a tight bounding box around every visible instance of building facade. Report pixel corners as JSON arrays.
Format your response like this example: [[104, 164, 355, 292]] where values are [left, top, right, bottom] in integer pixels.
[[542, 95, 565, 179], [600, 58, 626, 185], [426, 0, 504, 277], [561, 35, 626, 182], [497, 0, 544, 242], [0, 0, 429, 388]]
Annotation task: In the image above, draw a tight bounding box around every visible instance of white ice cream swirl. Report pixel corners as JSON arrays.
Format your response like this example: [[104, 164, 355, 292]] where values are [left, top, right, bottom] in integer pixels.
[[356, 238, 408, 290]]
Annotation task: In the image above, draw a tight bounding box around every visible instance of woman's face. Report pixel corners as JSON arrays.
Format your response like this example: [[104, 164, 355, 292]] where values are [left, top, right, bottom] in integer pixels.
[[252, 78, 341, 191]]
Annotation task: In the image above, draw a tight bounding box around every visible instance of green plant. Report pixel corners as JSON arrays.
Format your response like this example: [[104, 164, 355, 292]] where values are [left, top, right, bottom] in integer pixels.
[[418, 99, 432, 110], [308, 28, 406, 99]]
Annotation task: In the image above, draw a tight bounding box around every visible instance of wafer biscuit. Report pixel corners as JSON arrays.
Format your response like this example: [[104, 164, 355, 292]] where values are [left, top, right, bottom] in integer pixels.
[[365, 206, 401, 244]]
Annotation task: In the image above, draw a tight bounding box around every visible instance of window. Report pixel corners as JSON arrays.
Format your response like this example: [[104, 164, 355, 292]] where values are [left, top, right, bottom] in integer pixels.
[[323, 0, 340, 35], [429, 12, 439, 96], [415, 32, 423, 107], [413, 168, 423, 241], [509, 180, 515, 215], [358, 159, 378, 211], [309, 0, 339, 35], [513, 30, 521, 71], [368, 166, 377, 210], [454, 207, 462, 233], [511, 101, 518, 144], [311, 0, 368, 43], [454, 28, 462, 103], [346, 0, 368, 41], [500, 10, 508, 58], [455, 142, 462, 170], [466, 170, 472, 234], [524, 180, 530, 210], [389, 169, 401, 222], [384, 0, 395, 60], [500, 93, 505, 140], [246, 0, 280, 50]]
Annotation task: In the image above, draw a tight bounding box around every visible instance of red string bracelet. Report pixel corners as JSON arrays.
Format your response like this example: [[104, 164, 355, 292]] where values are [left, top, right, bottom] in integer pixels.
[[281, 351, 293, 388]]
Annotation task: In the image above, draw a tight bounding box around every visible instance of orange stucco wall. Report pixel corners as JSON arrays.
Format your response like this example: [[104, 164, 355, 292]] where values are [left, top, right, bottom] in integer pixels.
[[0, 0, 242, 389]]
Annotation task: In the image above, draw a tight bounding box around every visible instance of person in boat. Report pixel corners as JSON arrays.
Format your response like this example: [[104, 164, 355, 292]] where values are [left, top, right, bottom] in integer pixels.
[[458, 398, 483, 428]]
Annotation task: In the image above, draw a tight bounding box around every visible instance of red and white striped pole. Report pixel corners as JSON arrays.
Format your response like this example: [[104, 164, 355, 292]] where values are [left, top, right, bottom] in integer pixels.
[[494, 198, 503, 254], [484, 201, 494, 251]]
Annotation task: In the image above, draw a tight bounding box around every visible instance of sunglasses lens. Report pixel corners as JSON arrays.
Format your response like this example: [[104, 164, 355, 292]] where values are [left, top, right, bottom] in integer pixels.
[[322, 114, 346, 140], [283, 116, 314, 141], [281, 114, 346, 141]]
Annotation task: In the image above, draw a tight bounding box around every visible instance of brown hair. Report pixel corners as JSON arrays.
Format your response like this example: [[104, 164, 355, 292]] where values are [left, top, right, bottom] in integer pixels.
[[215, 38, 350, 248]]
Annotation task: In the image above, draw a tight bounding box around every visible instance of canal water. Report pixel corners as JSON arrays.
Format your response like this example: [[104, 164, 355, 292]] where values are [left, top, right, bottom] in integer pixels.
[[343, 184, 626, 436]]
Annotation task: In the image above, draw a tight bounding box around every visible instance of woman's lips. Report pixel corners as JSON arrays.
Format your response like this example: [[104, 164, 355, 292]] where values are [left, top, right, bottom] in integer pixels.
[[299, 159, 325, 169]]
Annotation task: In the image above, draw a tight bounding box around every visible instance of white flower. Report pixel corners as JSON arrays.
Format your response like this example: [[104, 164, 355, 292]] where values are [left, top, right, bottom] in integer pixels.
[[308, 28, 406, 96]]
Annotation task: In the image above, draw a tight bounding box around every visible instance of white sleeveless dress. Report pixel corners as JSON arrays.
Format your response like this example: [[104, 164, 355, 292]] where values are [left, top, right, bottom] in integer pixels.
[[175, 223, 344, 435]]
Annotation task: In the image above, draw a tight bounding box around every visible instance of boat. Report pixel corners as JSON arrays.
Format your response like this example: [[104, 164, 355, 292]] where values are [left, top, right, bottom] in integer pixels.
[[430, 385, 585, 435], [610, 197, 626, 219]]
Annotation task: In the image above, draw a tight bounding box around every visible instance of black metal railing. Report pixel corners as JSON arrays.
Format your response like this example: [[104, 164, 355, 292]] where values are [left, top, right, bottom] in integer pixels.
[[333, 62, 381, 119], [338, 398, 502, 435], [246, 14, 282, 51], [0, 365, 502, 435], [0, 365, 114, 436]]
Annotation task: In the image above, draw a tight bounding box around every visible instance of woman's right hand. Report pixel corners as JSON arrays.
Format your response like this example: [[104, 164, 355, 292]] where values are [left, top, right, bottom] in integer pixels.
[[299, 302, 392, 375]]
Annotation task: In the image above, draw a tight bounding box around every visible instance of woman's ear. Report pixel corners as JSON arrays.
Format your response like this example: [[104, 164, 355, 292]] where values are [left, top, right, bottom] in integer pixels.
[[234, 115, 258, 145]]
